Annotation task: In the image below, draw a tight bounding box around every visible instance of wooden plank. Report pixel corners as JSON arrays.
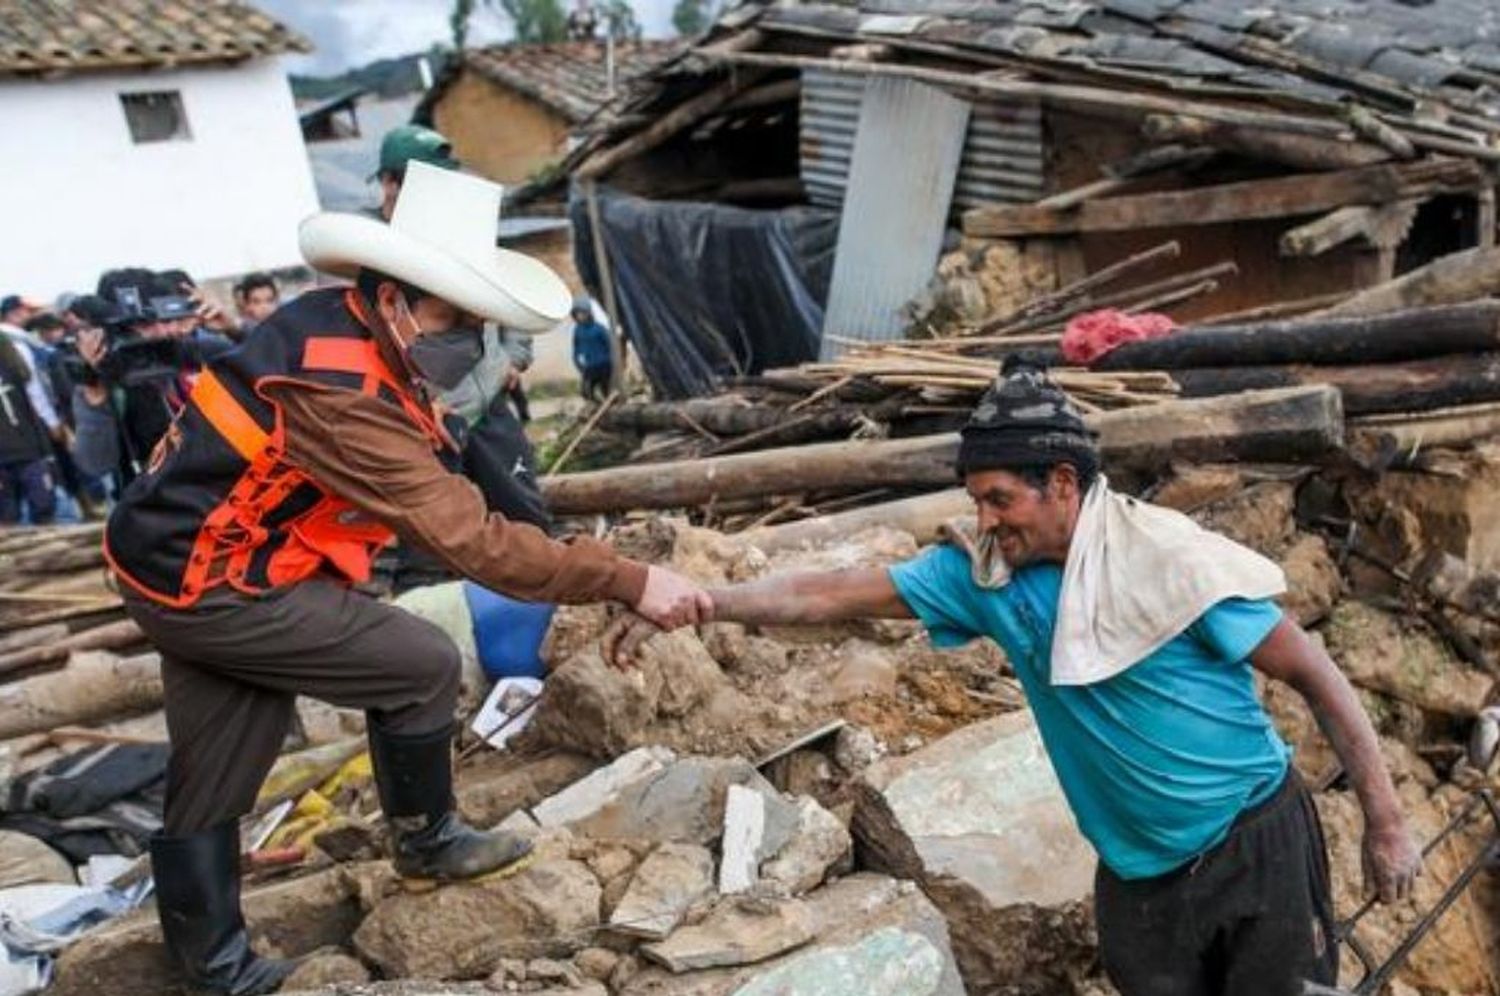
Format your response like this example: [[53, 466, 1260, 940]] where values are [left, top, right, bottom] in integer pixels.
[[962, 159, 1481, 238], [1317, 245, 1500, 318]]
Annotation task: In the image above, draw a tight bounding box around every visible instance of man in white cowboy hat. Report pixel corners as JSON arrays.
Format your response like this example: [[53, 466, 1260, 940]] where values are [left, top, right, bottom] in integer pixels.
[[103, 163, 711, 995]]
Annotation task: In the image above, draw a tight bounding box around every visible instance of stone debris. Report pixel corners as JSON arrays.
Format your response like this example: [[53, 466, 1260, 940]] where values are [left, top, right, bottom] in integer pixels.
[[280, 948, 372, 988], [624, 875, 964, 996], [1323, 601, 1495, 716], [532, 746, 676, 828], [640, 895, 816, 973], [855, 710, 1097, 994], [565, 757, 775, 846], [607, 842, 715, 939], [761, 796, 853, 896], [718, 784, 798, 894], [352, 859, 601, 980]]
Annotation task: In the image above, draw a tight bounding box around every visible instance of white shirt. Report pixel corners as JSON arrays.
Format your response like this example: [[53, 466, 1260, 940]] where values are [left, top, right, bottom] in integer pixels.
[[0, 324, 61, 431]]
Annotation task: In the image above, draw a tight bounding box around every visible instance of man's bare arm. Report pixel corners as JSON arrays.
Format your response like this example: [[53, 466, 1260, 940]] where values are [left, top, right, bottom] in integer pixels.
[[710, 568, 913, 626], [604, 568, 911, 667], [1252, 616, 1421, 903]]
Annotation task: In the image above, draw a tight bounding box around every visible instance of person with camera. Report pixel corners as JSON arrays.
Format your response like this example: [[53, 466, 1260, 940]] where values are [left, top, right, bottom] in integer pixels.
[[0, 332, 61, 525], [69, 270, 234, 486]]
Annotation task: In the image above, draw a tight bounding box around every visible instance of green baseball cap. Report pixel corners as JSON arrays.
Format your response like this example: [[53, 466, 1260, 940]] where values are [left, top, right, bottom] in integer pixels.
[[374, 124, 460, 179]]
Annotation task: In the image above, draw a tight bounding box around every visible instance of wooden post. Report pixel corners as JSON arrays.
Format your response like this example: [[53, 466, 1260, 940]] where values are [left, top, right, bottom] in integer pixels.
[[583, 180, 626, 393]]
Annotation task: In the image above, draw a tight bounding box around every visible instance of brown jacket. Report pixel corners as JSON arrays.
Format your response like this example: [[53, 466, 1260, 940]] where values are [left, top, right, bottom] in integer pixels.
[[263, 380, 646, 606]]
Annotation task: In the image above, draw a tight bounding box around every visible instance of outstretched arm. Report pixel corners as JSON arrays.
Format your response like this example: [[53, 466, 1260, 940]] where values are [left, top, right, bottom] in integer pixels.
[[712, 568, 913, 626], [1252, 616, 1421, 903], [605, 568, 911, 666]]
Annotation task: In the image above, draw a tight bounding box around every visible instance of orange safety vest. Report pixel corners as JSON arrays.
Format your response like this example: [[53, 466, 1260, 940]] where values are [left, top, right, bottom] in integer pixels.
[[104, 287, 447, 608]]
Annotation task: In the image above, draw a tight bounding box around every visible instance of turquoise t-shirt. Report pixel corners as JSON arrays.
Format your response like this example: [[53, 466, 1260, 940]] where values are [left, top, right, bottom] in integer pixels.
[[889, 544, 1290, 880]]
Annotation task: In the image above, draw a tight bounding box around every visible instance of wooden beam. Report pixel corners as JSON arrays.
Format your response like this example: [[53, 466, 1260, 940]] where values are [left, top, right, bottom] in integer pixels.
[[541, 386, 1344, 514], [1278, 200, 1419, 258], [577, 70, 764, 179], [1095, 301, 1500, 371], [963, 159, 1482, 238], [1142, 114, 1390, 172], [1317, 245, 1500, 318]]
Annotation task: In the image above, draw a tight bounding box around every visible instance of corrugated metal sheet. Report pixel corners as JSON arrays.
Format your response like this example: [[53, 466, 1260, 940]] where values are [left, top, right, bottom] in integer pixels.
[[819, 77, 971, 358], [800, 68, 1045, 213]]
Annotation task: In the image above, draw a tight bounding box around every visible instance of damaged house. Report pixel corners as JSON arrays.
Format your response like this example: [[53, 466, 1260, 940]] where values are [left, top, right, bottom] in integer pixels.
[[538, 0, 1500, 398]]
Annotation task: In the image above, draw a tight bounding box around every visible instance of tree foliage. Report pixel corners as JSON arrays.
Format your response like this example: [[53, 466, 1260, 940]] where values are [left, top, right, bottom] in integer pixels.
[[600, 0, 643, 41], [671, 0, 710, 37], [450, 0, 568, 48]]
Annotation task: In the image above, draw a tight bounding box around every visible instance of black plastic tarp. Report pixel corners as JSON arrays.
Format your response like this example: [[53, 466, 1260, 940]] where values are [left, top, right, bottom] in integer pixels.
[[570, 185, 838, 399]]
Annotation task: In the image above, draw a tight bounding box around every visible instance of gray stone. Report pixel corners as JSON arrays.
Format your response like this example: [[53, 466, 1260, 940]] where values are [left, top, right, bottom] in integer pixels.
[[832, 725, 885, 774], [608, 843, 715, 939], [569, 756, 776, 846], [352, 859, 601, 980], [622, 874, 964, 996], [855, 710, 1096, 995], [458, 750, 599, 830], [762, 796, 852, 896], [532, 746, 676, 828], [641, 896, 815, 973], [719, 784, 799, 894]]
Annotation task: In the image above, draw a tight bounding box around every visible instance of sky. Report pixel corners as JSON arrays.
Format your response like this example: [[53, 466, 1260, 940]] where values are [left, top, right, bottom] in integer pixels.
[[257, 0, 680, 77]]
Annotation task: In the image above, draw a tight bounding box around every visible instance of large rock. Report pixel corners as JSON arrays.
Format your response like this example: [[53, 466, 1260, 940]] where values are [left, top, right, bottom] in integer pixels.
[[1191, 480, 1296, 557], [854, 711, 1097, 995], [533, 746, 676, 828], [608, 843, 715, 940], [1322, 601, 1494, 716], [1279, 532, 1342, 626], [622, 874, 965, 996], [49, 863, 375, 996], [641, 896, 815, 973], [762, 796, 852, 897], [529, 631, 726, 759], [279, 949, 370, 989], [566, 756, 776, 846], [719, 784, 799, 894], [352, 858, 601, 980]]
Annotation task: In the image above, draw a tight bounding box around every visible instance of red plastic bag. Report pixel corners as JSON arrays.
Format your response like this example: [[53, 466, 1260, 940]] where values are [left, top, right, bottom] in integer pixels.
[[1061, 308, 1178, 365]]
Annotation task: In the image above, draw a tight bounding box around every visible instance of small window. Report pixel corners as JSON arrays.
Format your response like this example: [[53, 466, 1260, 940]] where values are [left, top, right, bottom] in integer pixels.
[[121, 91, 191, 143]]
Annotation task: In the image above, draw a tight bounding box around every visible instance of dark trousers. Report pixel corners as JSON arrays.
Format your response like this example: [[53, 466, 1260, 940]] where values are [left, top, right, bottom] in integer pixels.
[[1096, 772, 1338, 996], [123, 580, 461, 835], [580, 366, 611, 401], [0, 459, 57, 524]]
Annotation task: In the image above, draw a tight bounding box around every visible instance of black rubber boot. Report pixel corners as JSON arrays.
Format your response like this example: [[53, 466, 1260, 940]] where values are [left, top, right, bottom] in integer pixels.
[[149, 823, 294, 996], [368, 723, 533, 885]]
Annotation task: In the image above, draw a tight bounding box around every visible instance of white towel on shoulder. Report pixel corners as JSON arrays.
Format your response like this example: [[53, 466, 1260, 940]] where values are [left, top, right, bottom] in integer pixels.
[[942, 476, 1286, 686]]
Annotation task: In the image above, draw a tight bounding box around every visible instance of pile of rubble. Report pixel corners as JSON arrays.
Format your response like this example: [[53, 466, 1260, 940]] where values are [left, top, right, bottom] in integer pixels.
[[6, 437, 1500, 996]]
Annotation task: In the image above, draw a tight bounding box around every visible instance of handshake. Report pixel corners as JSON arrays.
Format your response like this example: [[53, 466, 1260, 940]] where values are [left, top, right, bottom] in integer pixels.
[[613, 564, 718, 668]]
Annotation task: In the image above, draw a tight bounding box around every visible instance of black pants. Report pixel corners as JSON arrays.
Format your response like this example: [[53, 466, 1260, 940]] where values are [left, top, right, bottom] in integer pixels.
[[123, 581, 461, 835], [580, 367, 611, 401], [1096, 772, 1338, 996]]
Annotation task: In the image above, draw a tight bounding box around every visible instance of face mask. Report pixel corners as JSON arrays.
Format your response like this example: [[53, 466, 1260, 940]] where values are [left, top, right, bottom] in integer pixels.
[[394, 295, 484, 390]]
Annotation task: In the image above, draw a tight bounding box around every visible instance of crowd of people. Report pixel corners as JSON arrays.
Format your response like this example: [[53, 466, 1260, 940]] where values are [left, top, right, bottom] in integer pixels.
[[0, 271, 280, 525]]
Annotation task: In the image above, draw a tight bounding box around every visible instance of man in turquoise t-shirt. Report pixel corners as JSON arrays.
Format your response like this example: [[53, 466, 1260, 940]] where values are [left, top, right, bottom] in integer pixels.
[[619, 365, 1422, 996]]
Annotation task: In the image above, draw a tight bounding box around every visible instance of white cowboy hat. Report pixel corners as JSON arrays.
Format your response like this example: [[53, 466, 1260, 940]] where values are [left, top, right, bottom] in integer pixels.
[[298, 161, 570, 333]]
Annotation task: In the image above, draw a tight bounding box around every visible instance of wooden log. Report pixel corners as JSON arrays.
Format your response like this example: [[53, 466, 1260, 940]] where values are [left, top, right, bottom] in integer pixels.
[[577, 70, 764, 179], [1095, 301, 1500, 371], [0, 651, 161, 741], [0, 623, 68, 656], [743, 488, 973, 551], [1170, 353, 1500, 416], [995, 261, 1237, 336], [1278, 200, 1419, 258], [963, 159, 1482, 238], [1348, 402, 1500, 470], [1141, 114, 1389, 171], [0, 619, 148, 677], [1315, 246, 1500, 318], [1200, 292, 1351, 326], [601, 400, 868, 437], [540, 386, 1344, 514], [0, 601, 122, 634]]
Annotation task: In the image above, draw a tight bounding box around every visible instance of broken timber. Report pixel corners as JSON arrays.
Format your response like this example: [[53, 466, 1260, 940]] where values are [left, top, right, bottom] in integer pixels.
[[1095, 302, 1500, 371], [961, 159, 1482, 238], [1317, 246, 1500, 318], [1140, 114, 1390, 172], [541, 386, 1343, 515]]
